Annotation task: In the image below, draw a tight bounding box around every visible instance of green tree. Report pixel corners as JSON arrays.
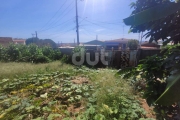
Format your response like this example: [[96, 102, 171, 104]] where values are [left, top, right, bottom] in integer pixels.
[[127, 39, 139, 50], [26, 38, 57, 48], [121, 0, 180, 119], [26, 38, 39, 45], [124, 0, 180, 44]]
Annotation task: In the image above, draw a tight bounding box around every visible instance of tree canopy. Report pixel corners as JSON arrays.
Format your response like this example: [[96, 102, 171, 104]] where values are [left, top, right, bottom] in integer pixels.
[[26, 38, 57, 48], [124, 0, 180, 44]]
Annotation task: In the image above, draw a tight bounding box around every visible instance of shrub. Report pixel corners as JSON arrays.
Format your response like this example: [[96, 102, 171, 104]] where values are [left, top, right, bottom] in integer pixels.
[[1, 44, 20, 62], [117, 44, 180, 119], [61, 54, 71, 64], [53, 49, 61, 60], [127, 39, 139, 50], [33, 55, 50, 63], [0, 44, 61, 63]]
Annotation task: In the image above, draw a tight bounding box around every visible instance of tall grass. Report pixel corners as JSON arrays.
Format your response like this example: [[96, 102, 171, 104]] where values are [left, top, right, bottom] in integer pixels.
[[0, 61, 73, 79], [89, 69, 133, 105]]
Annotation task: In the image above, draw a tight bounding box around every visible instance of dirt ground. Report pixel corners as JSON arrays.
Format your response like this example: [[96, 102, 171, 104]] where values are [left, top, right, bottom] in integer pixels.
[[139, 98, 156, 119]]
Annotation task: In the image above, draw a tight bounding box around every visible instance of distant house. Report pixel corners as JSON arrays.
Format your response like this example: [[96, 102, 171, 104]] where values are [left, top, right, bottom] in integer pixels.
[[59, 43, 76, 47], [13, 38, 26, 45], [84, 40, 104, 46], [82, 38, 132, 50], [82, 40, 104, 50], [104, 38, 130, 50], [0, 37, 13, 47]]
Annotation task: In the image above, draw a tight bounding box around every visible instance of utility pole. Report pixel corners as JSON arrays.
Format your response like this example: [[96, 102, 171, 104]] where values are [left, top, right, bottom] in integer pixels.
[[32, 33, 35, 43], [96, 35, 98, 40], [75, 0, 80, 45], [123, 25, 124, 39], [74, 38, 76, 46], [141, 32, 143, 44], [35, 31, 38, 39], [139, 32, 141, 46]]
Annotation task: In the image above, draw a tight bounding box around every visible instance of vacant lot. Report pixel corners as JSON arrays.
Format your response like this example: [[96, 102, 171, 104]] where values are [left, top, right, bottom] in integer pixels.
[[0, 62, 155, 120]]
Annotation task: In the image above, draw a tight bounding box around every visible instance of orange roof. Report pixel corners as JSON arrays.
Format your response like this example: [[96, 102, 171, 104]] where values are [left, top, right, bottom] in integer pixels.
[[140, 46, 160, 50], [0, 37, 13, 42], [13, 40, 26, 42], [0, 37, 13, 47], [141, 42, 159, 47]]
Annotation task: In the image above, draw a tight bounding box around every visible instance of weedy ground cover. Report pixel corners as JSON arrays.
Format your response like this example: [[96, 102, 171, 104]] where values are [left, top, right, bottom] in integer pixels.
[[0, 61, 72, 79], [0, 63, 155, 120]]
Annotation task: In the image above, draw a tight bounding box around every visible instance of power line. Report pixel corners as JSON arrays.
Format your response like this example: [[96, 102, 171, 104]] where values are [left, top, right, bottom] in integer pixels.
[[83, 18, 124, 25], [79, 17, 123, 31], [79, 16, 123, 27], [80, 27, 95, 39], [38, 0, 68, 31], [49, 26, 76, 39], [81, 25, 133, 38], [45, 0, 74, 29], [44, 26, 76, 37], [38, 17, 74, 33]]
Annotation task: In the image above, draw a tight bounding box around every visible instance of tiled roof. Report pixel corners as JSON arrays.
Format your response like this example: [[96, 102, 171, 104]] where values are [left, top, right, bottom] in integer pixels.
[[0, 37, 13, 46], [105, 38, 131, 44], [0, 37, 13, 42], [141, 42, 159, 47]]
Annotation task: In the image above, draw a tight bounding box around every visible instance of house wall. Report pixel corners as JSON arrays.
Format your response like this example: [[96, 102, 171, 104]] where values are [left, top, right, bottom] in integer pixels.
[[137, 48, 161, 64], [0, 37, 13, 47]]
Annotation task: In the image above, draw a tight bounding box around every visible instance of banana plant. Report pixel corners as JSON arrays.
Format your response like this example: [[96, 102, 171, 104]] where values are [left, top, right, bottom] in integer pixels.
[[156, 72, 180, 105], [123, 2, 180, 26]]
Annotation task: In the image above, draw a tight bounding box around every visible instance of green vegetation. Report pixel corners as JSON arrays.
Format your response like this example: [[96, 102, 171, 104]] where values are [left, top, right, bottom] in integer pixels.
[[0, 44, 61, 63], [127, 39, 139, 50], [117, 45, 180, 119], [26, 38, 57, 48], [0, 61, 72, 79], [0, 63, 154, 119], [125, 0, 180, 44], [122, 0, 180, 119]]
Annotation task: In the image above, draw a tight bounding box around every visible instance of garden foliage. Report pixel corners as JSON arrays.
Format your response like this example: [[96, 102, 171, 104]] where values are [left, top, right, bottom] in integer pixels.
[[117, 45, 180, 119], [0, 44, 61, 63], [0, 66, 151, 120], [126, 0, 180, 44]]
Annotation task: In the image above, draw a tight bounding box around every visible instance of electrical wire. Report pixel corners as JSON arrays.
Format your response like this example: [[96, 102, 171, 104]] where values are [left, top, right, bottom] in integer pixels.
[[45, 25, 76, 37], [38, 0, 68, 31], [45, 0, 74, 29], [38, 17, 74, 33], [80, 27, 95, 39], [49, 26, 76, 39], [83, 18, 124, 25], [78, 17, 124, 31]]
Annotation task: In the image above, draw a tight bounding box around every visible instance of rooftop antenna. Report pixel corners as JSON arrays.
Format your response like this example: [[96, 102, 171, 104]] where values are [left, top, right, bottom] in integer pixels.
[[123, 25, 124, 39], [74, 38, 76, 46], [35, 31, 38, 38], [96, 35, 98, 40]]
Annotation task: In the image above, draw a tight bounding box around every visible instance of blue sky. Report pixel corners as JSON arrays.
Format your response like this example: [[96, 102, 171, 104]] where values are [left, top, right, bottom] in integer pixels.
[[0, 0, 140, 43]]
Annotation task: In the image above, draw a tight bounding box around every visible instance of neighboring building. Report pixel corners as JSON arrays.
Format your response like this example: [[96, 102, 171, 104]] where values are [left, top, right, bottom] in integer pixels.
[[104, 38, 130, 50], [141, 42, 159, 47], [59, 43, 76, 47], [59, 38, 135, 51], [83, 40, 104, 50], [13, 38, 26, 45], [84, 40, 104, 46], [139, 41, 160, 50], [0, 37, 13, 47], [82, 38, 132, 50]]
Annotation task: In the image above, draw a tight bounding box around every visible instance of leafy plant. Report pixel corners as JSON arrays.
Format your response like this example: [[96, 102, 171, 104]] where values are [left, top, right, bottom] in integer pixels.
[[117, 45, 180, 119], [0, 44, 61, 63], [127, 39, 139, 50]]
